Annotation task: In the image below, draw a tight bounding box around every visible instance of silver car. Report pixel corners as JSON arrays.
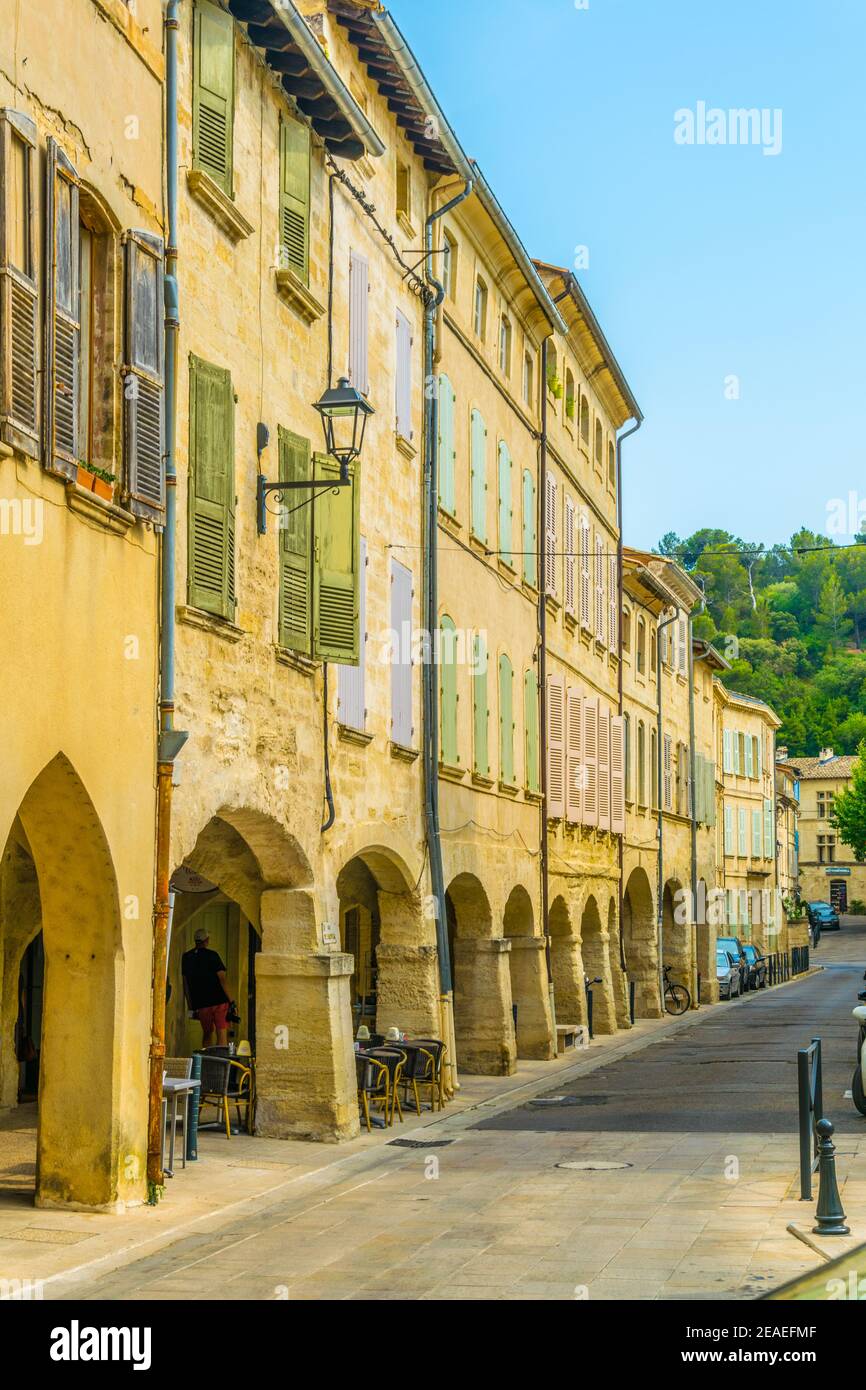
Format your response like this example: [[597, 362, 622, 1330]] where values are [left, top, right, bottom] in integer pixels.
[[717, 947, 742, 1000]]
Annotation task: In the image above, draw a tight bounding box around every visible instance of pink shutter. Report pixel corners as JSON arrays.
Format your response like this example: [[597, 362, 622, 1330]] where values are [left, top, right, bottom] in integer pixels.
[[597, 706, 610, 831], [565, 497, 576, 615], [546, 674, 565, 818], [545, 475, 557, 597], [580, 515, 591, 629], [582, 696, 598, 826], [610, 715, 625, 834], [349, 250, 369, 394], [566, 686, 583, 824]]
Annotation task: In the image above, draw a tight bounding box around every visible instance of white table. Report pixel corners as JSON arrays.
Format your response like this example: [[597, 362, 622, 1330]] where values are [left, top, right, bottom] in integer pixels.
[[162, 1077, 201, 1177]]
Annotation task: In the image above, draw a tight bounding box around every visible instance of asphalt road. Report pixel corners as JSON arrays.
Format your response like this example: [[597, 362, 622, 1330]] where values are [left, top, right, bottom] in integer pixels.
[[475, 918, 866, 1138]]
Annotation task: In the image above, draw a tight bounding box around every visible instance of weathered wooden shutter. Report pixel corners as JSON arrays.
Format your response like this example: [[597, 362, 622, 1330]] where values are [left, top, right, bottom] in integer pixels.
[[524, 668, 539, 793], [313, 453, 360, 663], [279, 113, 310, 282], [349, 251, 369, 395], [470, 408, 487, 541], [608, 553, 618, 650], [582, 696, 598, 826], [566, 686, 583, 824], [724, 804, 734, 855], [440, 616, 459, 766], [499, 654, 514, 785], [498, 440, 513, 564], [337, 537, 367, 730], [188, 355, 234, 619], [123, 231, 165, 521], [193, 0, 235, 195], [395, 308, 412, 440], [610, 714, 625, 835], [472, 631, 489, 777], [677, 615, 687, 672], [437, 374, 456, 514], [0, 110, 39, 454], [547, 674, 565, 819], [390, 558, 413, 747], [751, 808, 762, 859], [44, 138, 79, 479], [597, 708, 611, 831], [277, 427, 312, 653], [545, 474, 557, 597], [522, 468, 536, 586], [564, 496, 576, 615], [580, 515, 591, 628]]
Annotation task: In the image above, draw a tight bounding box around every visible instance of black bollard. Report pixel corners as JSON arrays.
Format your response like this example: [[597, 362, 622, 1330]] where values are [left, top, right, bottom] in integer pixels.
[[812, 1119, 850, 1236]]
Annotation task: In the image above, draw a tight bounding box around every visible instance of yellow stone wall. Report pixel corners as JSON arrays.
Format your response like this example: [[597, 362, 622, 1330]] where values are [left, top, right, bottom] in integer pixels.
[[715, 683, 780, 951], [797, 772, 866, 908]]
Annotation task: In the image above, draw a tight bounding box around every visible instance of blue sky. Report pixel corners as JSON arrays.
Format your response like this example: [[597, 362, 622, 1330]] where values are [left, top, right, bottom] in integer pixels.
[[387, 0, 866, 551]]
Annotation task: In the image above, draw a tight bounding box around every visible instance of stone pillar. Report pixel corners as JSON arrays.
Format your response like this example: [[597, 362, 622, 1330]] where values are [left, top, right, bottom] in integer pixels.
[[255, 889, 358, 1142], [375, 942, 440, 1038], [582, 931, 618, 1036], [550, 936, 587, 1027], [508, 936, 556, 1059], [453, 938, 516, 1075]]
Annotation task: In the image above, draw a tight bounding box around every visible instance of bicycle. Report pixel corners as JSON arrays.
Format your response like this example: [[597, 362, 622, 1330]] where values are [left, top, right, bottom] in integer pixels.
[[663, 964, 691, 1016]]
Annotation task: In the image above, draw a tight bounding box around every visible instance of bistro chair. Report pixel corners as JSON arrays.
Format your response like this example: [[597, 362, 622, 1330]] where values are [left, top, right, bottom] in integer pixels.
[[196, 1052, 254, 1138], [407, 1039, 447, 1112], [397, 1041, 439, 1116], [356, 1051, 390, 1132], [366, 1047, 405, 1126]]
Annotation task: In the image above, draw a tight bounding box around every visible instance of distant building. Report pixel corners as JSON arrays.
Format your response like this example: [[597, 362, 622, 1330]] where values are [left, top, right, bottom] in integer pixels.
[[787, 749, 865, 912]]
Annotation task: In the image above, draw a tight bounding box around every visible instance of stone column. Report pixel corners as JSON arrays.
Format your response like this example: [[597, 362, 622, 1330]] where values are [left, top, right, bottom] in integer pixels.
[[582, 931, 619, 1036], [550, 936, 588, 1027], [452, 938, 516, 1075], [255, 888, 358, 1142], [375, 942, 440, 1039], [508, 936, 556, 1059]]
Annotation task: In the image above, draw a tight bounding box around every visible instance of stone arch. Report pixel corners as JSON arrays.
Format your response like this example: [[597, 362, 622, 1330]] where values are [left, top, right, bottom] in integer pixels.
[[446, 873, 514, 1076], [580, 893, 617, 1036], [663, 876, 692, 996], [549, 893, 586, 1028], [0, 754, 125, 1209], [608, 897, 631, 1030], [502, 885, 554, 1061], [622, 866, 661, 1018]]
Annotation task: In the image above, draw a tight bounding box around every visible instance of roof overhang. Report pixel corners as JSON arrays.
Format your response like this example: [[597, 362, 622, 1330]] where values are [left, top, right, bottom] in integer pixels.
[[228, 0, 385, 159], [713, 678, 782, 728], [624, 547, 703, 612], [693, 638, 730, 672], [622, 557, 679, 614], [535, 262, 642, 428]]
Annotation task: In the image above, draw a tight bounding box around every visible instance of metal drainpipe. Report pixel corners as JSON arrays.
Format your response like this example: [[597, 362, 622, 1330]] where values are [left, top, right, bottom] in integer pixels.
[[147, 0, 188, 1199], [687, 612, 699, 1007], [656, 606, 678, 1012], [615, 418, 641, 980], [537, 337, 553, 1027], [423, 178, 473, 1091]]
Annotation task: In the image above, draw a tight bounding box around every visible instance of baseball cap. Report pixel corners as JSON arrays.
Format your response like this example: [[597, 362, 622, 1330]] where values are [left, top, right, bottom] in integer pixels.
[[193, 927, 209, 943]]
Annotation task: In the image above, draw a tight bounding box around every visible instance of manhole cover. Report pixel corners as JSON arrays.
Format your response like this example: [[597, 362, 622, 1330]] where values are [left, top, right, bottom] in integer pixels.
[[388, 1138, 455, 1149], [529, 1095, 610, 1107], [556, 1161, 633, 1172]]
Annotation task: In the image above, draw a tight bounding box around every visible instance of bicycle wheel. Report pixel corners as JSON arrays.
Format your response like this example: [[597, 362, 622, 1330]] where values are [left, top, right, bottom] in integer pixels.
[[665, 983, 690, 1016]]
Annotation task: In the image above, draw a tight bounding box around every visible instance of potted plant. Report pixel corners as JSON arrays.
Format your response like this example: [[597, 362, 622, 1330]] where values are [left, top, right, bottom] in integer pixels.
[[547, 373, 563, 400], [565, 396, 576, 421], [91, 467, 117, 502], [76, 461, 95, 491]]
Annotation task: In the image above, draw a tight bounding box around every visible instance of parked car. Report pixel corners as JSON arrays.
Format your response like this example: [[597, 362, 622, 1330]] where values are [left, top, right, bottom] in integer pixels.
[[717, 948, 742, 1000], [716, 935, 748, 992], [742, 943, 767, 990], [807, 901, 840, 932]]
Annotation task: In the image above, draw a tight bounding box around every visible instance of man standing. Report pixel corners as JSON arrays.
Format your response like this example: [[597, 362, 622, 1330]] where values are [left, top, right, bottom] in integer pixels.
[[182, 926, 233, 1048]]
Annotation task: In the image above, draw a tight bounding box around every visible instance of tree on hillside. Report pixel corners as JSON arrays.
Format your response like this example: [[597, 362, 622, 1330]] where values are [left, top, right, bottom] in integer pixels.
[[832, 742, 866, 862]]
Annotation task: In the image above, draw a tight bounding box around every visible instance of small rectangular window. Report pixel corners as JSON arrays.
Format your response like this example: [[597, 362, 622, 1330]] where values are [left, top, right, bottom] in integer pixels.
[[396, 159, 411, 222], [523, 350, 534, 407], [474, 276, 487, 340], [442, 229, 457, 299]]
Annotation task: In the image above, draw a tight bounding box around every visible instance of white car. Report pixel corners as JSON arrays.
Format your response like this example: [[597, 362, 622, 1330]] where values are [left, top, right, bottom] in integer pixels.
[[717, 948, 742, 1000]]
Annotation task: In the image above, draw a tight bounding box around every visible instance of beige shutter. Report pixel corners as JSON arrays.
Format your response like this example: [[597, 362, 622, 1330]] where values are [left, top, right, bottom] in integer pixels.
[[546, 674, 565, 819], [564, 496, 576, 615], [595, 535, 605, 638], [349, 250, 369, 395], [566, 686, 583, 824], [608, 552, 618, 650], [597, 707, 611, 831], [545, 474, 557, 598], [582, 696, 598, 826], [610, 714, 625, 834], [580, 514, 591, 628]]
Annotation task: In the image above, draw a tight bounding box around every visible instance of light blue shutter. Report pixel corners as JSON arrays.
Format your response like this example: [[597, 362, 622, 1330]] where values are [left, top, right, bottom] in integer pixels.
[[764, 798, 773, 859], [738, 807, 747, 856], [470, 408, 487, 541], [395, 309, 412, 440], [437, 375, 456, 515], [752, 808, 761, 858], [337, 536, 367, 730], [498, 441, 513, 565], [733, 731, 741, 776], [498, 653, 514, 784], [724, 804, 733, 855], [723, 730, 732, 774], [390, 557, 413, 747], [522, 468, 536, 585], [745, 735, 754, 779]]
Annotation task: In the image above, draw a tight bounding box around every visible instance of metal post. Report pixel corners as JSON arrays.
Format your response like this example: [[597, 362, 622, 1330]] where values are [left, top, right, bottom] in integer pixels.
[[798, 1046, 813, 1200], [186, 1052, 201, 1161], [629, 979, 635, 1025]]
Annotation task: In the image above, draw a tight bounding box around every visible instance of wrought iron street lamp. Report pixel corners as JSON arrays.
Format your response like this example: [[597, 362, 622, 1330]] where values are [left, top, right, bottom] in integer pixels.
[[256, 379, 374, 535]]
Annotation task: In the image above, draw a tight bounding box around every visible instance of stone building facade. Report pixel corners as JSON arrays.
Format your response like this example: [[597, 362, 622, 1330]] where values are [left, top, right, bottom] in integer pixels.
[[789, 750, 865, 912]]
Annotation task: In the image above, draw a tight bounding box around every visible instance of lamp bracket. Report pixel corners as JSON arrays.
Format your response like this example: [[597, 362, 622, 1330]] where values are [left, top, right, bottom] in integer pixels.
[[256, 472, 350, 536]]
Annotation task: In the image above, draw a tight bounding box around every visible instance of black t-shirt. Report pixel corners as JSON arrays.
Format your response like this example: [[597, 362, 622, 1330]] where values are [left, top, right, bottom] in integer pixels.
[[181, 947, 228, 1010]]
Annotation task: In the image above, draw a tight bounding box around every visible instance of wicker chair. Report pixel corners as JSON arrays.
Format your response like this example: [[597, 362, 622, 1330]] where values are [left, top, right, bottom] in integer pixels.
[[356, 1051, 389, 1132], [195, 1052, 254, 1137], [365, 1048, 405, 1126], [405, 1039, 446, 1112]]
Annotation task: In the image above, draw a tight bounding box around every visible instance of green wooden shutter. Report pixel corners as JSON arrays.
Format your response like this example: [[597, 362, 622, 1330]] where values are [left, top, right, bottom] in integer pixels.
[[524, 668, 539, 793], [499, 653, 514, 785], [470, 408, 487, 541], [498, 441, 513, 565], [522, 468, 536, 585], [440, 616, 459, 766], [279, 114, 310, 283], [188, 354, 234, 619], [472, 632, 489, 776], [312, 453, 360, 663], [437, 375, 456, 515], [193, 0, 234, 195], [277, 427, 312, 654]]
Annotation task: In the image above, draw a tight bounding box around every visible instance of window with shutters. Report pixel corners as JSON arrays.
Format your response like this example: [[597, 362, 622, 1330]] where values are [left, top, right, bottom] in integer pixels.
[[579, 394, 589, 445], [390, 558, 413, 748], [523, 350, 534, 409], [565, 369, 576, 425], [547, 675, 566, 819], [44, 139, 80, 479], [624, 713, 632, 802], [349, 251, 369, 396], [279, 114, 311, 284], [745, 732, 754, 779], [440, 615, 459, 767], [472, 632, 489, 778], [0, 110, 39, 454], [738, 806, 748, 856], [650, 628, 657, 677], [597, 708, 611, 831], [312, 453, 361, 663], [663, 733, 672, 810], [608, 553, 618, 651], [610, 715, 625, 834], [594, 535, 605, 638], [545, 475, 558, 600], [522, 468, 536, 587], [524, 669, 539, 794], [474, 275, 487, 341], [608, 440, 616, 490], [579, 515, 591, 628], [564, 496, 576, 615], [396, 158, 411, 226], [650, 727, 658, 808], [752, 734, 760, 781], [564, 685, 581, 823], [497, 441, 513, 567], [582, 697, 599, 826], [442, 229, 457, 300], [594, 418, 603, 469], [123, 231, 165, 521], [622, 608, 631, 652], [498, 654, 515, 787], [751, 808, 762, 859], [636, 618, 646, 674], [395, 309, 413, 442], [193, 0, 235, 197], [764, 798, 774, 859], [499, 315, 512, 377], [276, 428, 311, 653], [724, 804, 734, 855], [188, 355, 236, 622], [470, 408, 487, 541], [337, 537, 367, 732], [437, 375, 457, 517]]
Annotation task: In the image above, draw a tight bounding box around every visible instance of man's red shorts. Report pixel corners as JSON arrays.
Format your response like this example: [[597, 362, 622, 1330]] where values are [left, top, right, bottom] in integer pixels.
[[196, 1002, 229, 1034]]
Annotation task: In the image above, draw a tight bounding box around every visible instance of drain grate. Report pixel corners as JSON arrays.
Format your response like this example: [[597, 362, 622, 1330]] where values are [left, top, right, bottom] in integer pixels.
[[388, 1137, 455, 1149]]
